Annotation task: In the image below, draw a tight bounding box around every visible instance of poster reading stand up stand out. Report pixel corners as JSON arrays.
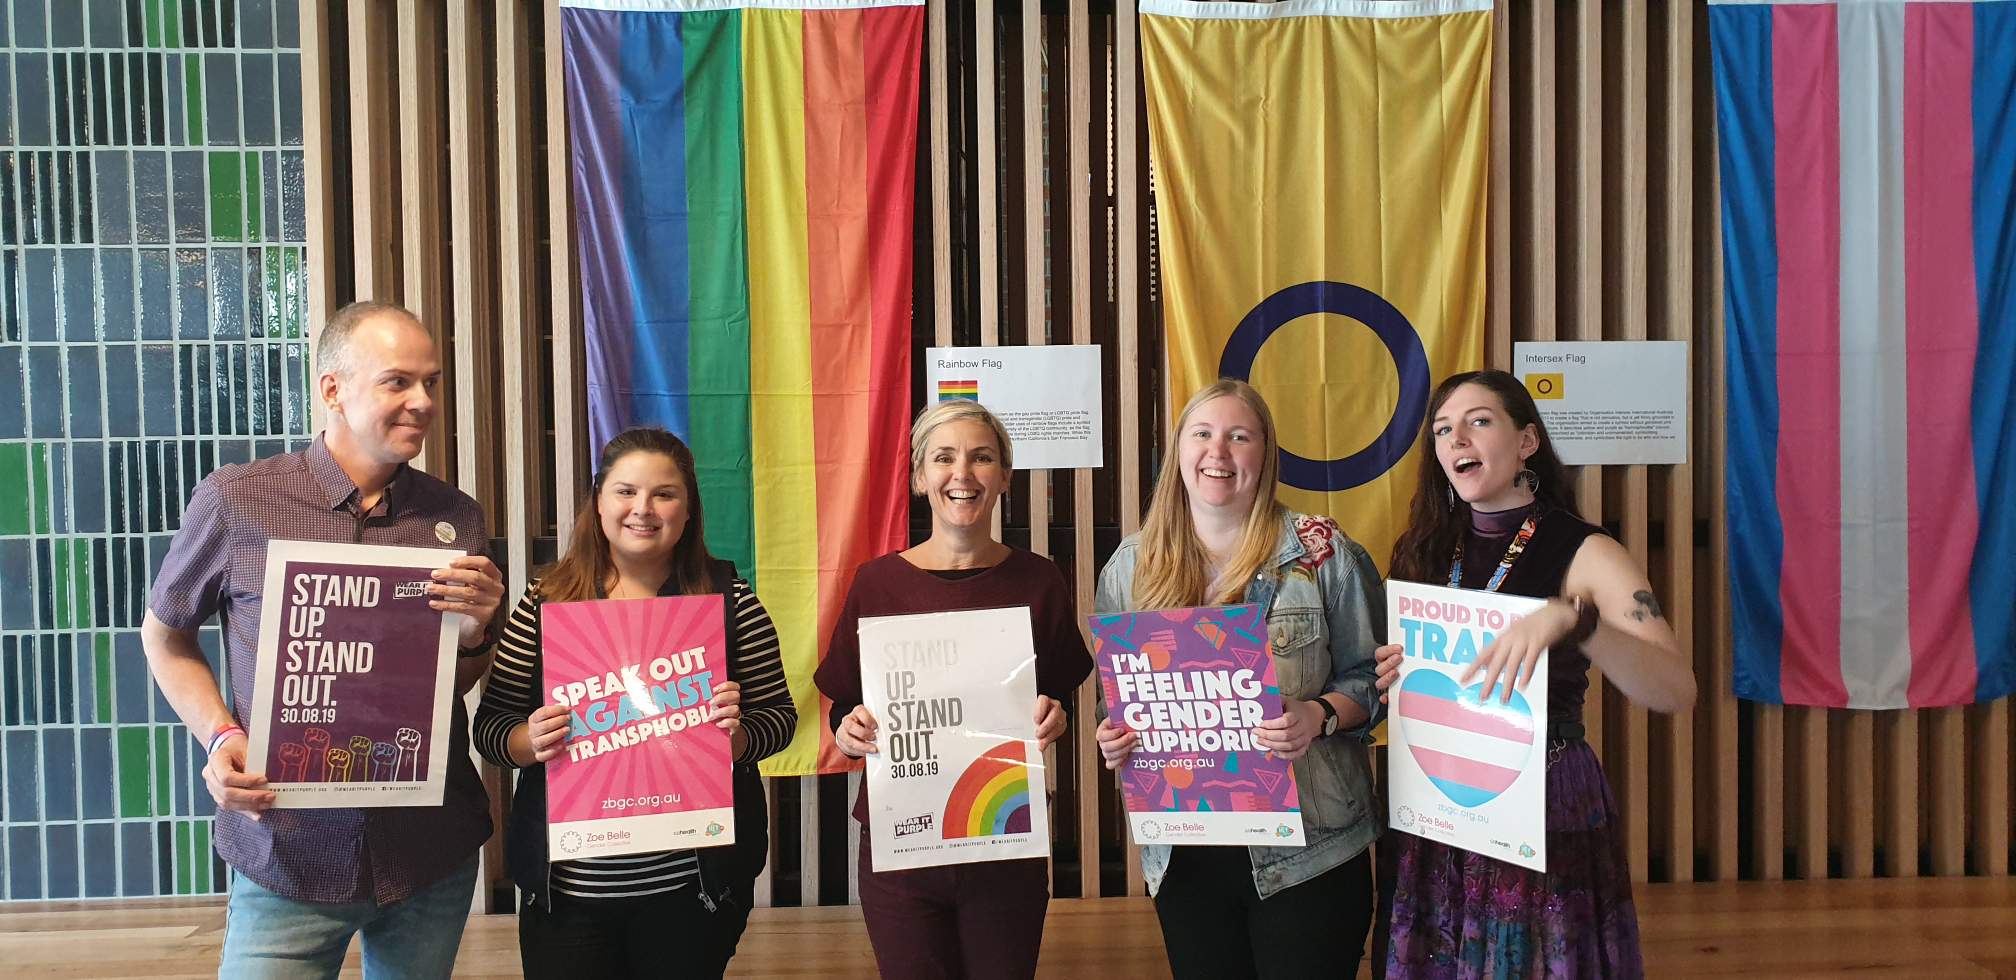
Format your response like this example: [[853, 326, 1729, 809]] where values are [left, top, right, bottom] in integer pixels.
[[1090, 604, 1305, 847], [860, 606, 1049, 872], [543, 594, 735, 861], [248, 540, 465, 808], [1385, 580, 1550, 872]]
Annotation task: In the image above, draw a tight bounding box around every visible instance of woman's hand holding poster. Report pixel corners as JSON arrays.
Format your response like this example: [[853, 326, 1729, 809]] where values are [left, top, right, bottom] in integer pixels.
[[542, 595, 734, 861], [1385, 580, 1549, 872], [248, 541, 466, 808], [859, 606, 1049, 871], [1090, 604, 1305, 847]]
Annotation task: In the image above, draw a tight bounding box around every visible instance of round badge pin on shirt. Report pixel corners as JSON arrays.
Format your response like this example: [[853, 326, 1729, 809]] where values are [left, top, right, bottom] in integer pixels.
[[434, 521, 456, 544]]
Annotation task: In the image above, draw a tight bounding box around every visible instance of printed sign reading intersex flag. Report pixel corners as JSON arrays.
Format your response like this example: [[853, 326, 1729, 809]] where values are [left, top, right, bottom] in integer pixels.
[[1090, 604, 1304, 847], [1385, 580, 1549, 872], [543, 595, 734, 861], [248, 541, 464, 808]]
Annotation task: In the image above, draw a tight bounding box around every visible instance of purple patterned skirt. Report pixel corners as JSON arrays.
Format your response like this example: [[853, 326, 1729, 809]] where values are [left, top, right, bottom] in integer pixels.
[[1384, 740, 1644, 979]]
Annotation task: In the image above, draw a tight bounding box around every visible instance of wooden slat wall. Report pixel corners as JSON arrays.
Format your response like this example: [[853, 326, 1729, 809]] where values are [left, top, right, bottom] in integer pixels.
[[297, 0, 2015, 911]]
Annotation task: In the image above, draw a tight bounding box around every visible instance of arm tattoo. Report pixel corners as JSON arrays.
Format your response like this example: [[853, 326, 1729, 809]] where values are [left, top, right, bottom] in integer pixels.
[[1630, 590, 1665, 623]]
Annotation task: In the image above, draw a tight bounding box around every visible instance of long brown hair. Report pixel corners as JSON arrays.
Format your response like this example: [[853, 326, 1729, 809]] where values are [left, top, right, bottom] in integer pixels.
[[1132, 380, 1285, 610], [1389, 370, 1577, 584], [538, 427, 717, 602]]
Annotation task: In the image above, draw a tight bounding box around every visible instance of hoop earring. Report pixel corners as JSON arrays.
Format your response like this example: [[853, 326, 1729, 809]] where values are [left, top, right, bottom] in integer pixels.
[[1515, 468, 1540, 495], [1445, 483, 1456, 512]]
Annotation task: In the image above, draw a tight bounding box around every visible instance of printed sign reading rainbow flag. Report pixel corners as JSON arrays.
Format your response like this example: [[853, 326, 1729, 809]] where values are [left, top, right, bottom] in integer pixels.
[[858, 606, 1049, 871], [561, 0, 924, 775]]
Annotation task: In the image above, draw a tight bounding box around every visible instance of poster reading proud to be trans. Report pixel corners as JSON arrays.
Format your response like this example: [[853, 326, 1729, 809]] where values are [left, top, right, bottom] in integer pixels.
[[542, 595, 734, 861], [859, 606, 1049, 871], [248, 540, 465, 808], [1385, 580, 1549, 872], [1090, 604, 1304, 847]]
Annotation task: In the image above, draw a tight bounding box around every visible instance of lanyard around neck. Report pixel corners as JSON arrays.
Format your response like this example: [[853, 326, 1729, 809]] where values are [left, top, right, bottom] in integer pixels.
[[1449, 512, 1540, 593]]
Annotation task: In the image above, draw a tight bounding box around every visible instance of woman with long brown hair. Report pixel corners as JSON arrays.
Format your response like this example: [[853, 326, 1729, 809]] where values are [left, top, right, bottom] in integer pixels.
[[1094, 379, 1385, 979], [472, 427, 796, 978], [1376, 370, 1694, 978]]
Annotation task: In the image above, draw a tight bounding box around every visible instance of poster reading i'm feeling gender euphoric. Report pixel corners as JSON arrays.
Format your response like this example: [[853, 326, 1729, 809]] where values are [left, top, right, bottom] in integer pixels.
[[543, 595, 735, 861], [859, 606, 1049, 872], [248, 541, 465, 808], [1090, 604, 1305, 847]]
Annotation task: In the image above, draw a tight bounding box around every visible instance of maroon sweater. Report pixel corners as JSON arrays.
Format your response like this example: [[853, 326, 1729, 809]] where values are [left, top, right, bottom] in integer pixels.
[[815, 548, 1095, 821]]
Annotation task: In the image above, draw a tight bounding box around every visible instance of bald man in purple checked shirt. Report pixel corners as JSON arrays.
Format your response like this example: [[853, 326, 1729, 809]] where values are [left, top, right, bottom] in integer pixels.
[[142, 301, 506, 980]]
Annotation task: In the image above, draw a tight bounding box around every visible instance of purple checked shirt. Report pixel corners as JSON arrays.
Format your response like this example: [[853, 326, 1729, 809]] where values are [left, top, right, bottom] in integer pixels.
[[148, 435, 493, 905]]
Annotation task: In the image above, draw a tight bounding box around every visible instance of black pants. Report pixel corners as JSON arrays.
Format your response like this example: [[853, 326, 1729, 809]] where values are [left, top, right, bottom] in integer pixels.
[[518, 885, 751, 979], [1154, 846, 1375, 980], [858, 826, 1052, 979]]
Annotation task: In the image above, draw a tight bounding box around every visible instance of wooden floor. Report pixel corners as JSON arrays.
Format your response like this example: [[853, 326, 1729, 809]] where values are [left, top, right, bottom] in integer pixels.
[[4, 877, 2014, 978]]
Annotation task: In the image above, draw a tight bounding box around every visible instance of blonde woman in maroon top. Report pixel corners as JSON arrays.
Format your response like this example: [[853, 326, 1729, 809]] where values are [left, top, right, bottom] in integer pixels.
[[814, 400, 1093, 980]]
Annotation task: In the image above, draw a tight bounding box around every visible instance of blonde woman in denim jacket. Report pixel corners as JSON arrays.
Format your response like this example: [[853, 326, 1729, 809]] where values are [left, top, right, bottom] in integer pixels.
[[1095, 380, 1385, 980]]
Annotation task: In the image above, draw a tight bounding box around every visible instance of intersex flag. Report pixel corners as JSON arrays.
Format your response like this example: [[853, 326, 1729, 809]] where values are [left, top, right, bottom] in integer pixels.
[[1140, 0, 1492, 571]]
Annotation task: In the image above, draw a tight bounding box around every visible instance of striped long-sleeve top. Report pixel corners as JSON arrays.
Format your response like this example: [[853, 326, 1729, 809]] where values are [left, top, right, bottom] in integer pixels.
[[473, 577, 795, 900]]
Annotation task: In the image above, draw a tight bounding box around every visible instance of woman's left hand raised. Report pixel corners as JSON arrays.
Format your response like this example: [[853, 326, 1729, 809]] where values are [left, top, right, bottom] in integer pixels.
[[1460, 600, 1578, 703]]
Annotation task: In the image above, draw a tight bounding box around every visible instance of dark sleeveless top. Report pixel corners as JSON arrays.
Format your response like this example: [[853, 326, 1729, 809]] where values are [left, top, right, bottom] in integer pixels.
[[1453, 503, 1606, 728]]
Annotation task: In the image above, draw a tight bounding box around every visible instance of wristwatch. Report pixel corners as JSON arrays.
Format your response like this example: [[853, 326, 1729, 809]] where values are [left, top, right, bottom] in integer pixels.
[[1315, 698, 1339, 738]]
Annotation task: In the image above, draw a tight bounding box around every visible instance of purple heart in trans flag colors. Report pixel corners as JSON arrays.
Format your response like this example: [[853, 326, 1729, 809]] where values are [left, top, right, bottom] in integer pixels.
[[1395, 669, 1537, 808]]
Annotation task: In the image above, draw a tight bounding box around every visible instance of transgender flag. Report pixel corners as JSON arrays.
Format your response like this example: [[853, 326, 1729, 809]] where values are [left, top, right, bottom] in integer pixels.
[[562, 0, 922, 773], [1710, 0, 2016, 708]]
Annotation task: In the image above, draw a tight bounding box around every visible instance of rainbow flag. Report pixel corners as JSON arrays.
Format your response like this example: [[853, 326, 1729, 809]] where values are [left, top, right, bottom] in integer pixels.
[[935, 379, 979, 402], [1711, 0, 2016, 708], [562, 0, 923, 773], [1140, 0, 1490, 572]]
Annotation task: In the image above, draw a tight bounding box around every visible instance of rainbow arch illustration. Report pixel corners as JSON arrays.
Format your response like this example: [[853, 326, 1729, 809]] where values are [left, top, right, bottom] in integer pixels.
[[942, 739, 1032, 838]]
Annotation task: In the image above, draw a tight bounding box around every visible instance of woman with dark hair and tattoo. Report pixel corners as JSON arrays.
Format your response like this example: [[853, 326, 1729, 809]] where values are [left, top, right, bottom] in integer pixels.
[[1375, 370, 1695, 979]]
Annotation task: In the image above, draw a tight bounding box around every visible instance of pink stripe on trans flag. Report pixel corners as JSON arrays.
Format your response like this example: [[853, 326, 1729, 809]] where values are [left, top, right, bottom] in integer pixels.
[[1395, 689, 1535, 743], [1769, 2, 1848, 707], [1901, 2, 1981, 706], [1410, 745, 1522, 796]]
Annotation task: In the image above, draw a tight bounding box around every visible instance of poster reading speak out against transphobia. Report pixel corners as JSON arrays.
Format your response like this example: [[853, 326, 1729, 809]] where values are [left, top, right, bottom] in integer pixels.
[[542, 594, 735, 861], [248, 540, 464, 808]]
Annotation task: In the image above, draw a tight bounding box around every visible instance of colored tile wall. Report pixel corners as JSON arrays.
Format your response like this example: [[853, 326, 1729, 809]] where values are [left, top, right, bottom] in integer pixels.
[[2, 0, 308, 900]]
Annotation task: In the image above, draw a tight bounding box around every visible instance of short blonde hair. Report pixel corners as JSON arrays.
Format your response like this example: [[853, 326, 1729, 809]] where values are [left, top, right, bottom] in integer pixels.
[[908, 400, 1014, 490]]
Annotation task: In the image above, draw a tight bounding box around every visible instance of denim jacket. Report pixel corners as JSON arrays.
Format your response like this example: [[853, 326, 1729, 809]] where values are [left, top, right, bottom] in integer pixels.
[[1095, 510, 1386, 899]]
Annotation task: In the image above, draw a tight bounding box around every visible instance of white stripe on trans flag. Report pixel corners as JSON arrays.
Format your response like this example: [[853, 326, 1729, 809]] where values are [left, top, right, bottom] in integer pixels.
[[1836, 1, 1914, 709]]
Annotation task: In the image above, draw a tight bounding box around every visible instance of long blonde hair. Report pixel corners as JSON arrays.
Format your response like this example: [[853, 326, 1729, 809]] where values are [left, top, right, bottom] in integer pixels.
[[1132, 380, 1285, 609]]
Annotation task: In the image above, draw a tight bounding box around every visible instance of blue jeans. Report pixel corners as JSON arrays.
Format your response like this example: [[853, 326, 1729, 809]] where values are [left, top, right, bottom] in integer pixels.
[[218, 856, 479, 980]]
